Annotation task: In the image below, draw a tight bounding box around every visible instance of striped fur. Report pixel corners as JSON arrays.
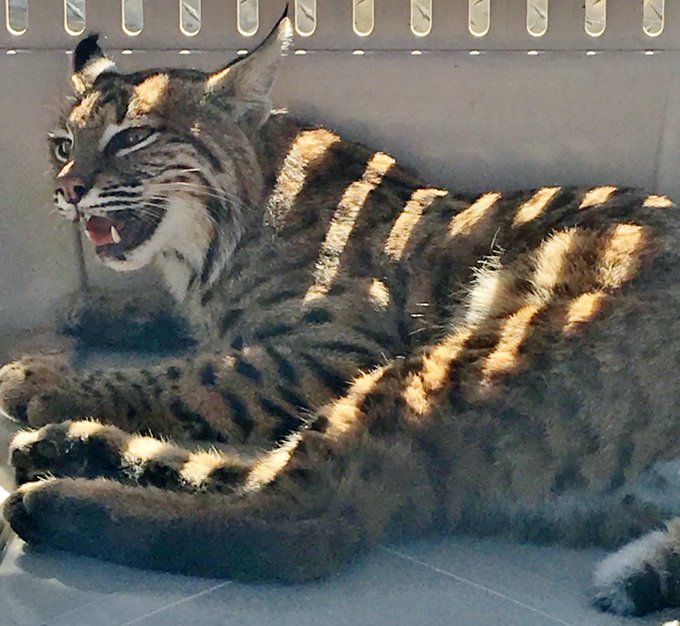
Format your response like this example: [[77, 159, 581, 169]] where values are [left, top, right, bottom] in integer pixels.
[[3, 16, 680, 615]]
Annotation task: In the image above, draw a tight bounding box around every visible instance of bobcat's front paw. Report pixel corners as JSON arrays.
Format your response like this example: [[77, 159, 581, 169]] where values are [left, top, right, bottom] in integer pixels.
[[0, 356, 80, 426]]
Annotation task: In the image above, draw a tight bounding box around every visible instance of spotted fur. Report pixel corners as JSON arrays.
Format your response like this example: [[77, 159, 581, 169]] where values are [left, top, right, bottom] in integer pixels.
[[3, 15, 680, 615]]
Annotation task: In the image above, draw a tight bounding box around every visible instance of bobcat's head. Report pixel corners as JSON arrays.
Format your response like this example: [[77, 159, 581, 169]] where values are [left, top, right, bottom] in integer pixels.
[[50, 14, 292, 297]]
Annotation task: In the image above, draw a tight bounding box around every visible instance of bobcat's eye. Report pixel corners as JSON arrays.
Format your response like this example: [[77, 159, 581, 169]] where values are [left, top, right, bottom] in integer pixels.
[[53, 138, 72, 162], [106, 126, 158, 156]]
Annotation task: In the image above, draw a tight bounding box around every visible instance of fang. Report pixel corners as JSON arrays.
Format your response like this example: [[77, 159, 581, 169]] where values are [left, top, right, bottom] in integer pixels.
[[111, 226, 122, 244]]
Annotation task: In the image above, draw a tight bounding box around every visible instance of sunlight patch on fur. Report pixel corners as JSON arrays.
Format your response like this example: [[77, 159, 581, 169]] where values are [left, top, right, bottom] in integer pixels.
[[513, 186, 560, 226], [245, 432, 303, 490], [124, 435, 186, 464], [57, 160, 75, 177], [128, 73, 169, 116], [9, 429, 41, 452], [267, 129, 340, 227], [325, 366, 388, 435], [597, 224, 646, 288], [368, 278, 390, 309], [466, 228, 580, 326], [464, 259, 520, 325], [180, 449, 229, 485], [643, 194, 674, 208], [16, 480, 47, 495], [305, 152, 396, 301], [69, 91, 101, 126], [562, 292, 606, 334], [206, 66, 232, 90], [448, 191, 501, 238], [67, 419, 106, 438], [479, 304, 541, 387], [402, 328, 474, 416], [579, 186, 617, 209], [530, 228, 580, 297], [384, 187, 447, 260]]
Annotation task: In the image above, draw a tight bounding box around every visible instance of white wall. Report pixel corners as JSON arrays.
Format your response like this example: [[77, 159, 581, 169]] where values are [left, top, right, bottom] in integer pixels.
[[1, 0, 678, 344]]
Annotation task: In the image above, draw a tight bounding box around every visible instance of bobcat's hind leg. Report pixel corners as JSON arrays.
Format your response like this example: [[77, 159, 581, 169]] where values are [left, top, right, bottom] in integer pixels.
[[10, 420, 253, 492], [592, 518, 680, 616], [4, 425, 436, 580]]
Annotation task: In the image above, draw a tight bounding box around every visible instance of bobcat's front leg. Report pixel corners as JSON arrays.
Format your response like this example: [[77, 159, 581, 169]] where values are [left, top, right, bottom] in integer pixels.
[[4, 425, 435, 580], [0, 355, 87, 427], [0, 350, 274, 443], [1, 339, 375, 446], [0, 353, 223, 441]]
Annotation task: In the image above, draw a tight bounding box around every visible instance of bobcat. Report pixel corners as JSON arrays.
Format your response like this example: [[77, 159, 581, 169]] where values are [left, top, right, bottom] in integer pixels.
[[2, 13, 680, 616]]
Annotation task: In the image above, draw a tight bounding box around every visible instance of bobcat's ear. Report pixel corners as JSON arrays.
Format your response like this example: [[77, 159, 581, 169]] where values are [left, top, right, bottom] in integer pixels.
[[71, 33, 118, 94], [205, 9, 293, 128]]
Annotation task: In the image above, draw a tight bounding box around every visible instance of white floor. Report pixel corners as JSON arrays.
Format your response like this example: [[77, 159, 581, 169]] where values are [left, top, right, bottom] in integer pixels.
[[0, 529, 678, 626]]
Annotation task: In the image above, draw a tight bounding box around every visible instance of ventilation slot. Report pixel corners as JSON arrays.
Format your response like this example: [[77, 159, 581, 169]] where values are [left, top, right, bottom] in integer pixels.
[[295, 0, 316, 36], [65, 0, 86, 35], [584, 0, 605, 37], [643, 0, 664, 37], [180, 0, 200, 36], [237, 0, 258, 36], [123, 0, 143, 36], [469, 0, 490, 38], [527, 0, 548, 37], [5, 0, 27, 35], [411, 0, 432, 37], [353, 0, 374, 37]]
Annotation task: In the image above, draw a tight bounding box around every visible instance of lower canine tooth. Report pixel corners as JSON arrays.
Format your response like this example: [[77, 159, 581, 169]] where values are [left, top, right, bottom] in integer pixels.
[[111, 226, 122, 244]]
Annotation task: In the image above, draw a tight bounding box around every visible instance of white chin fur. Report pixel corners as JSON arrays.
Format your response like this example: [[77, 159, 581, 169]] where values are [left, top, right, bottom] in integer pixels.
[[100, 243, 156, 272], [55, 196, 78, 222], [102, 196, 213, 298]]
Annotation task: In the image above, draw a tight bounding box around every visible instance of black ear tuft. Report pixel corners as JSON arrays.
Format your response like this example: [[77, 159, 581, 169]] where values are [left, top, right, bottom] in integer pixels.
[[73, 33, 103, 73], [71, 32, 117, 94]]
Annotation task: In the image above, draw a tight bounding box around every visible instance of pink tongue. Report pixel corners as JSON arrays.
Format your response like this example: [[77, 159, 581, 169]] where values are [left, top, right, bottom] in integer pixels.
[[85, 216, 115, 246]]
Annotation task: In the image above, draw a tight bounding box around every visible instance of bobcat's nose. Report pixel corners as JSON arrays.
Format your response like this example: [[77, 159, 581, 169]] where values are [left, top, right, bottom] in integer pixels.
[[55, 175, 88, 205]]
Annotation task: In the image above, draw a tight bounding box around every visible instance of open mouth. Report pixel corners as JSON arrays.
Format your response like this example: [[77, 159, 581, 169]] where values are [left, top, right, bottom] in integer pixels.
[[84, 215, 128, 257], [85, 215, 121, 246], [83, 212, 162, 259]]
